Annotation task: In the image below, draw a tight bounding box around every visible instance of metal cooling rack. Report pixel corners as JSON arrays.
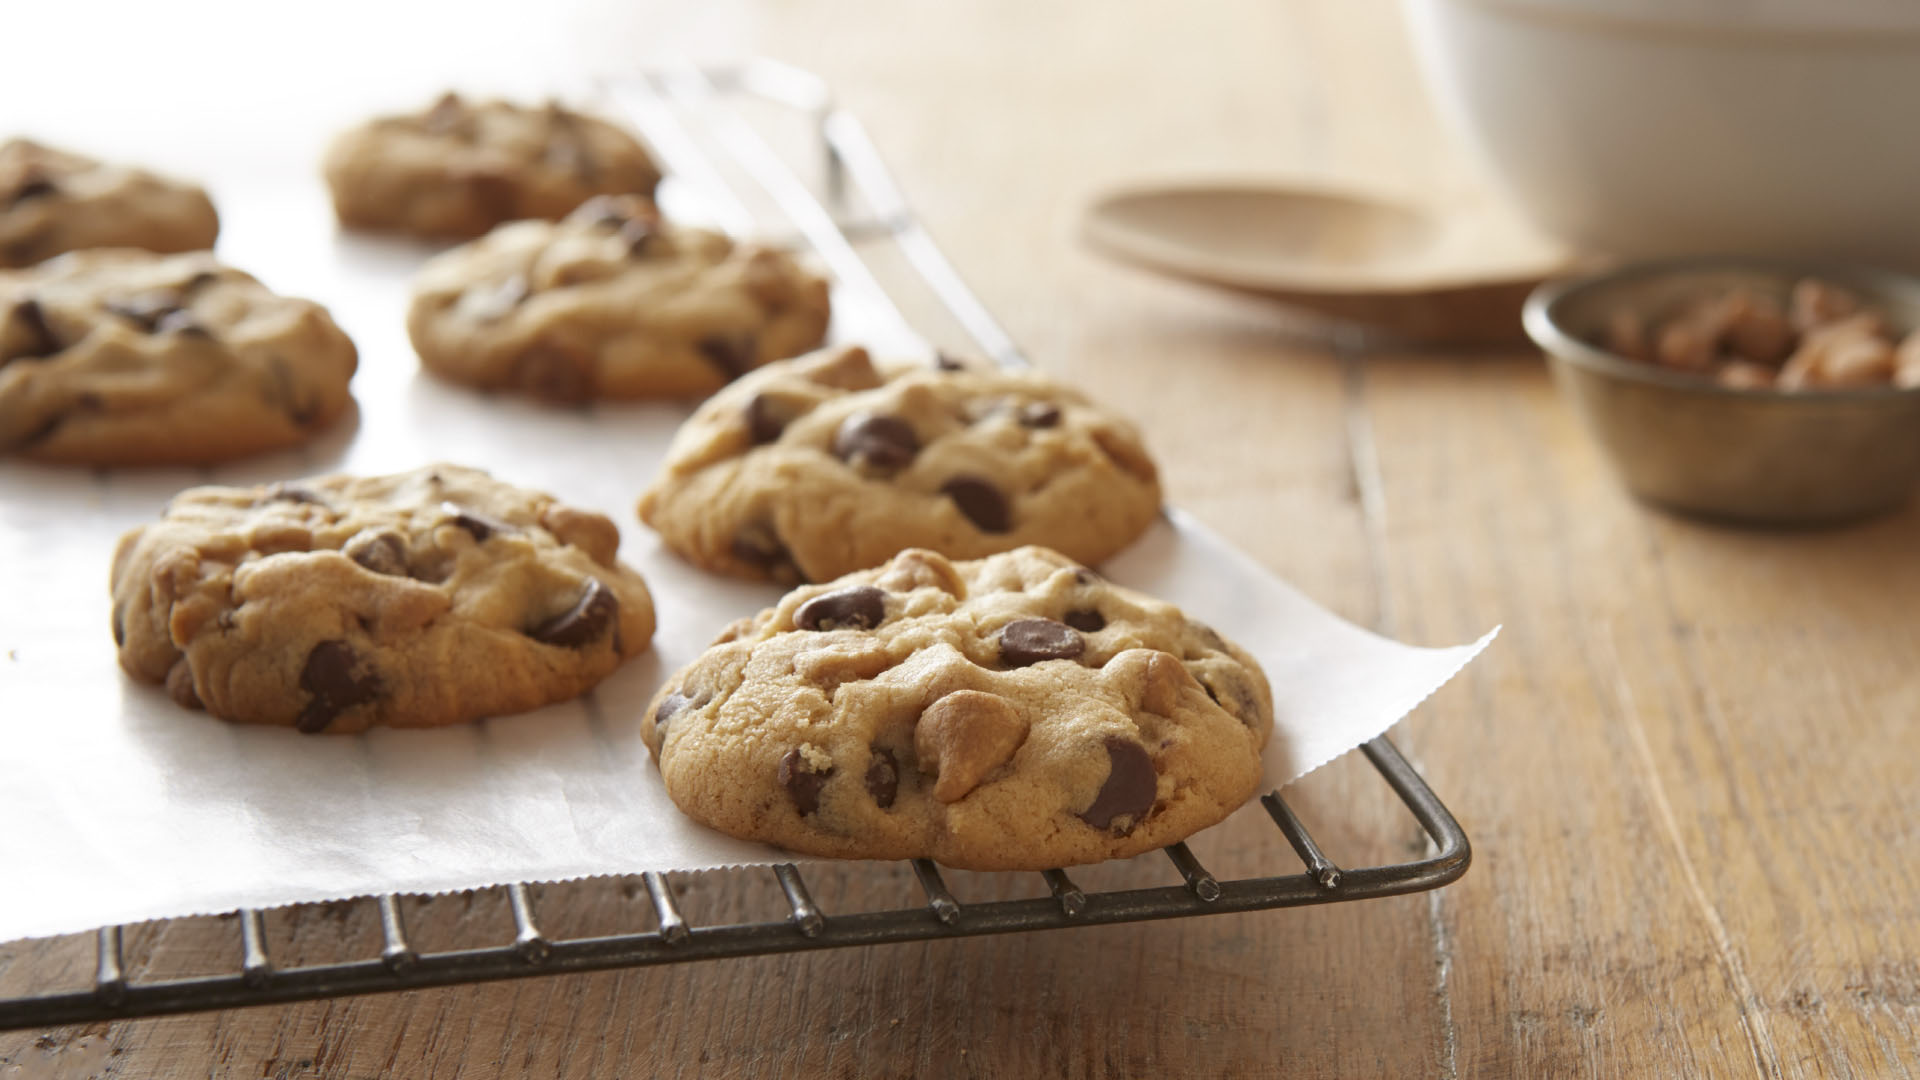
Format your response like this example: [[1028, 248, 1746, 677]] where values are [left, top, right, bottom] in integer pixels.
[[0, 61, 1469, 1033]]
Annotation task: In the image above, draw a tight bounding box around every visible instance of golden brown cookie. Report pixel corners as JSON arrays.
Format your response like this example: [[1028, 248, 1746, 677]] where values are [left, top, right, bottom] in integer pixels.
[[1, 138, 219, 268], [0, 249, 356, 464], [643, 546, 1271, 869], [112, 464, 656, 733], [406, 195, 830, 401], [638, 346, 1163, 583], [324, 93, 661, 240]]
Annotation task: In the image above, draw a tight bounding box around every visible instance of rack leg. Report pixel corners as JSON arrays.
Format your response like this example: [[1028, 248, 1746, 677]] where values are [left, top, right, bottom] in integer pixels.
[[772, 864, 825, 938], [376, 895, 417, 972], [506, 884, 550, 964], [239, 909, 272, 987], [910, 859, 962, 925], [1041, 870, 1086, 917], [642, 872, 689, 945], [93, 926, 126, 1005]]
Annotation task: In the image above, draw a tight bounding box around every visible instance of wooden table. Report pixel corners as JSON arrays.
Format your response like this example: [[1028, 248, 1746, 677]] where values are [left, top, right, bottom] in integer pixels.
[[6, 1, 1919, 1075]]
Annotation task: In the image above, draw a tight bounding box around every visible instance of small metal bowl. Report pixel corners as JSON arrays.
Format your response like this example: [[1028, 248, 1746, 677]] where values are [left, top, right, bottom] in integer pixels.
[[1524, 257, 1920, 525]]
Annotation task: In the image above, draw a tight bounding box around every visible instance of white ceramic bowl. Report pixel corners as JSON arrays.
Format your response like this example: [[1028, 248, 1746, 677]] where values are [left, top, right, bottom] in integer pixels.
[[1402, 0, 1920, 267]]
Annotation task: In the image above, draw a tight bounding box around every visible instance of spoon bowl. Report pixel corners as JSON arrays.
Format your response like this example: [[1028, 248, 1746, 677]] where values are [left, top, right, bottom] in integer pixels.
[[1081, 181, 1573, 345]]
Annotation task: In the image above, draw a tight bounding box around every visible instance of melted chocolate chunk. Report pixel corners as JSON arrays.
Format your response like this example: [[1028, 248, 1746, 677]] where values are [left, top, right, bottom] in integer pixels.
[[865, 748, 899, 808], [745, 393, 798, 445], [778, 747, 832, 815], [998, 618, 1084, 668], [296, 641, 382, 734], [941, 475, 1010, 533], [8, 173, 57, 206], [1019, 401, 1062, 428], [441, 502, 514, 542], [105, 291, 181, 332], [731, 523, 792, 569], [1078, 737, 1157, 833], [697, 334, 758, 380], [832, 413, 919, 472], [5, 299, 59, 360], [794, 585, 887, 632], [530, 578, 619, 648], [653, 691, 694, 737], [1063, 608, 1106, 633], [261, 484, 323, 505], [344, 530, 408, 577]]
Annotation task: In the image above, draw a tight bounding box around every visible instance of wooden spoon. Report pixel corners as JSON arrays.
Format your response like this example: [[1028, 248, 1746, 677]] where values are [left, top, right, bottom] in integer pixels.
[[1080, 182, 1578, 346]]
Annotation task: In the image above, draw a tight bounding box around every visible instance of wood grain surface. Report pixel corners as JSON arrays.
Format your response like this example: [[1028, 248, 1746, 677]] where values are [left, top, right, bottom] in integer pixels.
[[5, 1, 1920, 1076]]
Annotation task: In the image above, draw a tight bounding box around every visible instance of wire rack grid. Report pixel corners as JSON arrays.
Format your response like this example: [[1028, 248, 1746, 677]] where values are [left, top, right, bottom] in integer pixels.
[[0, 60, 1469, 1033]]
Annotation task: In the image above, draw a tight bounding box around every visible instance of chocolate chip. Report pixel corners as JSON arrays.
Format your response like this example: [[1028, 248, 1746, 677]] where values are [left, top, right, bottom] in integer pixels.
[[441, 502, 513, 542], [264, 356, 318, 425], [466, 274, 529, 321], [795, 585, 887, 632], [105, 291, 181, 331], [697, 334, 758, 380], [997, 618, 1084, 667], [934, 351, 966, 372], [1019, 402, 1062, 428], [865, 748, 899, 809], [1063, 608, 1105, 633], [530, 578, 619, 648], [8, 173, 56, 206], [653, 691, 693, 737], [296, 640, 382, 734], [5, 299, 59, 361], [832, 412, 919, 472], [1078, 737, 1157, 833], [343, 530, 408, 577], [261, 484, 323, 505], [154, 308, 210, 337], [942, 475, 1010, 533], [778, 747, 832, 815], [746, 392, 799, 445]]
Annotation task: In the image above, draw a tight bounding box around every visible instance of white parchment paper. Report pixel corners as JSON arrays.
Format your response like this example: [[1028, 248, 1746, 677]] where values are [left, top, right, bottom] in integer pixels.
[[0, 175, 1493, 945]]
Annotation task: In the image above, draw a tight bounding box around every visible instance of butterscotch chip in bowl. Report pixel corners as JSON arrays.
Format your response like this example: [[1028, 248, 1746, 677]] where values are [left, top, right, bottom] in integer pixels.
[[111, 464, 656, 733], [642, 545, 1272, 869]]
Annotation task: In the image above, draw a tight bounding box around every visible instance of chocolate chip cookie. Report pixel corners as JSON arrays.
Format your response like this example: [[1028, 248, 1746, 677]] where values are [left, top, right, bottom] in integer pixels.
[[0, 249, 357, 464], [637, 346, 1163, 583], [111, 464, 656, 733], [406, 195, 831, 401], [324, 93, 662, 240], [2, 138, 219, 268], [643, 546, 1271, 868]]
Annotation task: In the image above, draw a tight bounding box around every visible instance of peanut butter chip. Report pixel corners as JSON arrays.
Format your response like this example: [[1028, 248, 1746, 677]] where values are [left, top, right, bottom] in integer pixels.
[[914, 689, 1029, 803]]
